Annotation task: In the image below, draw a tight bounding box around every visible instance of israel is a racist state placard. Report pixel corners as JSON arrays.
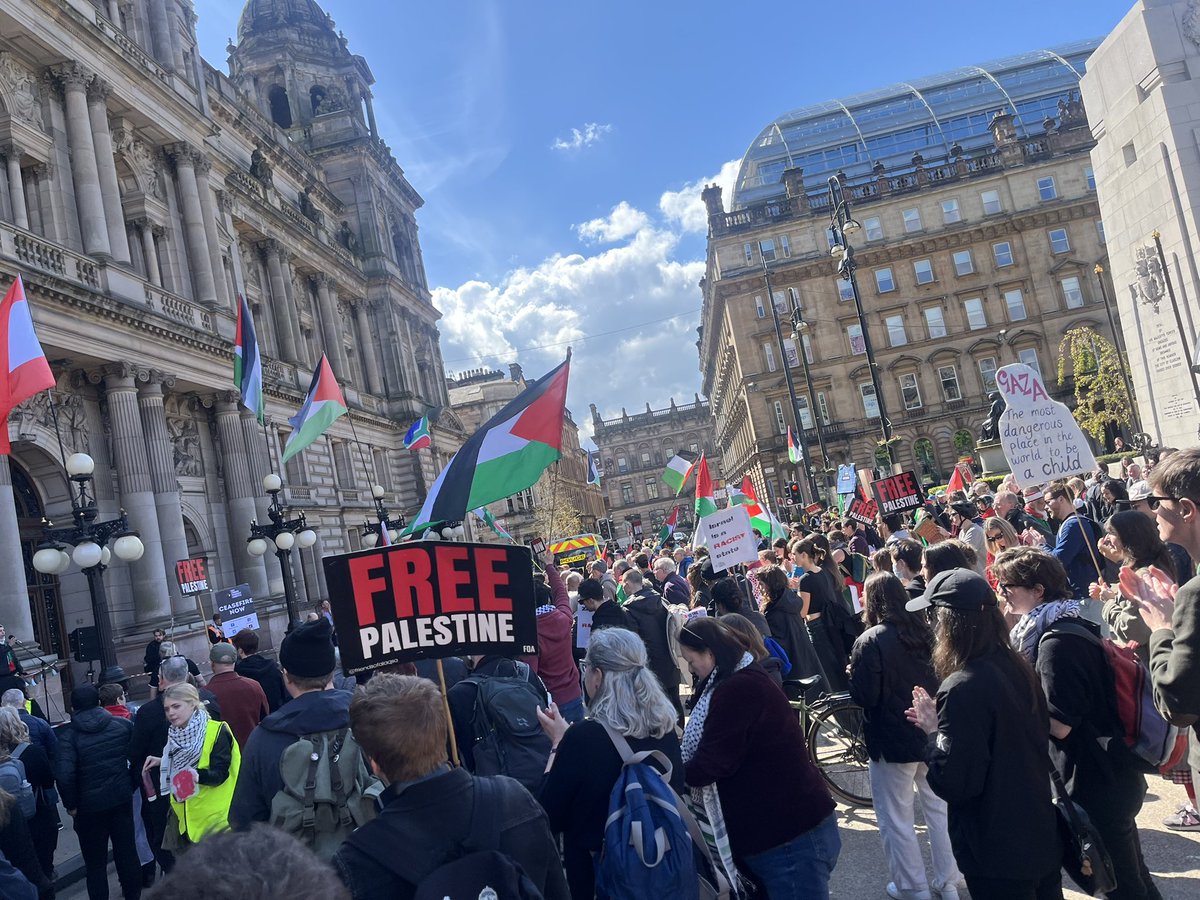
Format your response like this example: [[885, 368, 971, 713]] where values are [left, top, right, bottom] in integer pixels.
[[323, 541, 538, 674]]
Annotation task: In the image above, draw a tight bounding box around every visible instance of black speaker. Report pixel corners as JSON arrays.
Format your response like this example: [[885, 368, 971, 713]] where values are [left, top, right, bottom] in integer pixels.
[[69, 626, 101, 663]]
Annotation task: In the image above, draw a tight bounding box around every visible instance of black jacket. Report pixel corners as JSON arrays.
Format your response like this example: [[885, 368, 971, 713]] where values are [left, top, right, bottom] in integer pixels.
[[333, 767, 569, 900], [235, 653, 289, 713], [129, 690, 223, 791], [923, 647, 1060, 880], [229, 688, 352, 828], [763, 589, 827, 691], [588, 598, 630, 632], [55, 707, 134, 813], [848, 623, 938, 762], [0, 806, 50, 898], [623, 587, 680, 696]]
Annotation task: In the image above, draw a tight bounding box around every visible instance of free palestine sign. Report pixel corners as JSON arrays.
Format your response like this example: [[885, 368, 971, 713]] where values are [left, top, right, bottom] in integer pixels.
[[995, 363, 1097, 486]]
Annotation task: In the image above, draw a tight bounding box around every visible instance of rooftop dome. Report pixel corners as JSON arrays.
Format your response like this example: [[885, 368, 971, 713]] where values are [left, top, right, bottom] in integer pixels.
[[732, 39, 1101, 210], [237, 0, 335, 41]]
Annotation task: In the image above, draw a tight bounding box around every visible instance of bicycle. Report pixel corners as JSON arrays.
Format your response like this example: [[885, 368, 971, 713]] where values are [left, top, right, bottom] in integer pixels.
[[784, 676, 872, 808]]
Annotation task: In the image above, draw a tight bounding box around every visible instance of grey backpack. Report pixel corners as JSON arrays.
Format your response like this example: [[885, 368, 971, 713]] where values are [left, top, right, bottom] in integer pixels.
[[0, 752, 36, 819]]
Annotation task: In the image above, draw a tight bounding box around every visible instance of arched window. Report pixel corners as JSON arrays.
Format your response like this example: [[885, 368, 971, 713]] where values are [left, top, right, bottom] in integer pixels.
[[268, 85, 292, 128], [914, 438, 939, 484], [953, 429, 974, 455]]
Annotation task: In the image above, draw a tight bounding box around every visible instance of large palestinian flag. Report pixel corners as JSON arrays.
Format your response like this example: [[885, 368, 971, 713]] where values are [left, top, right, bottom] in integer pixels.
[[282, 354, 347, 463], [406, 356, 570, 534]]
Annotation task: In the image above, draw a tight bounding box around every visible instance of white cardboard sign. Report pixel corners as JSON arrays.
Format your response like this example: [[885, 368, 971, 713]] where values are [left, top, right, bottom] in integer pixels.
[[995, 364, 1097, 487], [699, 505, 759, 571]]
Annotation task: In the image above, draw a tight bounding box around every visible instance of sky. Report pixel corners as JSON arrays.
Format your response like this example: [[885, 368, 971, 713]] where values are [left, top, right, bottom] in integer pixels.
[[197, 0, 1135, 448]]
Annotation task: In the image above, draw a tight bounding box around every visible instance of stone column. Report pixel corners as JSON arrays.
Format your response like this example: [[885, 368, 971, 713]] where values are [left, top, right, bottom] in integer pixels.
[[364, 92, 379, 139], [52, 63, 111, 258], [86, 78, 131, 264], [106, 0, 120, 22], [239, 410, 284, 596], [193, 159, 229, 309], [0, 461, 36, 639], [263, 241, 300, 364], [4, 148, 28, 230], [314, 275, 348, 379], [168, 145, 218, 305], [145, 0, 173, 71], [282, 265, 307, 368], [136, 219, 161, 286], [137, 373, 191, 617], [353, 300, 385, 395], [100, 365, 172, 620], [214, 395, 268, 598]]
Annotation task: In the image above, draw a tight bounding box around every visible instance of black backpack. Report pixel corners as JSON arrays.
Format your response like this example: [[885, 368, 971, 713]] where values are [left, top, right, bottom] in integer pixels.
[[463, 661, 552, 792]]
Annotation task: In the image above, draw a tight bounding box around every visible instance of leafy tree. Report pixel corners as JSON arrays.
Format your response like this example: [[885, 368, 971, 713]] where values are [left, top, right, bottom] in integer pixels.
[[529, 491, 583, 541], [1056, 325, 1133, 442]]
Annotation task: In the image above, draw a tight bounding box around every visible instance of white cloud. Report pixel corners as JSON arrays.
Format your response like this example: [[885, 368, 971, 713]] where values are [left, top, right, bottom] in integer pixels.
[[658, 158, 742, 233], [550, 122, 613, 152], [575, 202, 650, 244]]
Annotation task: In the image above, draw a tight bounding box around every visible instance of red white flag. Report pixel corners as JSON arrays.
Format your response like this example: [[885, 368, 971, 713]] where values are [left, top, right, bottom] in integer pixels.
[[946, 463, 974, 496], [0, 276, 55, 454]]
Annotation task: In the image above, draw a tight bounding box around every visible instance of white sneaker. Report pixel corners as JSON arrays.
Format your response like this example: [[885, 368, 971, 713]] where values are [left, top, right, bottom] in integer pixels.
[[886, 884, 932, 900], [932, 880, 966, 900]]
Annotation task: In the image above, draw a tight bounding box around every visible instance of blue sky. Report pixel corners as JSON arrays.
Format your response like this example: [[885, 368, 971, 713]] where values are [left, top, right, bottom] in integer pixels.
[[197, 0, 1134, 446]]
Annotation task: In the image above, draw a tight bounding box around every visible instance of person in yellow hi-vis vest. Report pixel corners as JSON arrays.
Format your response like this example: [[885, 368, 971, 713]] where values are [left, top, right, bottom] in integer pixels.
[[142, 683, 240, 850]]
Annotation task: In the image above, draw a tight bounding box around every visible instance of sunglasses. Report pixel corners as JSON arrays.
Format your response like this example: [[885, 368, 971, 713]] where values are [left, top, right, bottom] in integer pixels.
[[985, 534, 1003, 544], [996, 582, 1025, 593], [1143, 495, 1181, 511]]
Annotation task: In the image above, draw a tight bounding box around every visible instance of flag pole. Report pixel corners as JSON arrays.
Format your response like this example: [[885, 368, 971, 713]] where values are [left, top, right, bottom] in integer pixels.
[[344, 411, 375, 488], [436, 658, 461, 767]]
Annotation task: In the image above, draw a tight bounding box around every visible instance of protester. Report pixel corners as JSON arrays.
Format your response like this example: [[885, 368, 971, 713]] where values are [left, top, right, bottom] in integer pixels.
[[204, 643, 269, 748], [920, 540, 974, 585], [577, 578, 629, 633], [1092, 511, 1176, 664], [842, 520, 869, 555], [711, 576, 769, 636], [721, 613, 785, 686], [207, 615, 228, 645], [891, 539, 926, 601], [144, 630, 166, 699], [537, 628, 684, 898], [99, 683, 132, 720], [994, 490, 1052, 540], [332, 674, 569, 899], [850, 573, 961, 900], [994, 547, 1160, 900], [756, 564, 827, 693], [1044, 483, 1102, 608], [158, 642, 204, 689], [522, 553, 582, 723], [589, 559, 619, 605], [680, 618, 839, 899], [946, 501, 987, 576], [0, 626, 23, 696], [652, 557, 691, 606], [56, 684, 142, 900], [0, 784, 50, 900], [785, 537, 852, 692], [0, 707, 54, 895], [905, 569, 1062, 900], [620, 568, 682, 715], [231, 630, 288, 713]]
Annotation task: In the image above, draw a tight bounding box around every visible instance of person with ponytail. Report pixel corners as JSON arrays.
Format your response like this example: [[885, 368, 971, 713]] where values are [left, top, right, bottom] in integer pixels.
[[794, 535, 855, 693], [537, 628, 684, 899]]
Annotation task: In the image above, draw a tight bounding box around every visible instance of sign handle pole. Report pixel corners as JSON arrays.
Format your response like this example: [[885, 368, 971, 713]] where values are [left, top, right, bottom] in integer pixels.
[[436, 658, 461, 767], [1072, 507, 1106, 581]]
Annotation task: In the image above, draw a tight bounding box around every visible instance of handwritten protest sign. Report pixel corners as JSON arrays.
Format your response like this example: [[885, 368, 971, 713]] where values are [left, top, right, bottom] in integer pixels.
[[995, 364, 1097, 486], [323, 541, 538, 674], [872, 471, 925, 515], [700, 505, 759, 571]]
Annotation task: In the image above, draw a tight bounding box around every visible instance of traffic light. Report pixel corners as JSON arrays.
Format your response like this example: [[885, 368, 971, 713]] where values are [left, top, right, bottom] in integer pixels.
[[598, 519, 611, 539], [786, 482, 802, 505]]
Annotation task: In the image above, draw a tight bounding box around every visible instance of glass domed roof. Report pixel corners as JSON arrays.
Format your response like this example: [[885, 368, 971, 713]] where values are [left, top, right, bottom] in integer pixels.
[[237, 0, 335, 41], [732, 39, 1100, 210]]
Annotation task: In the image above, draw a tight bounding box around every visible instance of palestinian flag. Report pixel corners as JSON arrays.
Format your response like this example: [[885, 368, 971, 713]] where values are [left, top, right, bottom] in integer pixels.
[[661, 454, 695, 495], [281, 354, 347, 463], [473, 507, 513, 542], [403, 416, 431, 451], [731, 476, 787, 540], [233, 294, 264, 424], [406, 356, 570, 534], [691, 454, 719, 548], [656, 506, 679, 547], [787, 426, 801, 465], [947, 461, 974, 496]]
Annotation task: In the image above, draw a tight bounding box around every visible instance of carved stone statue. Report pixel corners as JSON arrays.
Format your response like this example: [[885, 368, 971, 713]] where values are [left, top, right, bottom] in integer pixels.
[[1132, 245, 1164, 314], [249, 145, 273, 186], [338, 220, 361, 256], [979, 392, 1006, 443], [298, 187, 322, 225]]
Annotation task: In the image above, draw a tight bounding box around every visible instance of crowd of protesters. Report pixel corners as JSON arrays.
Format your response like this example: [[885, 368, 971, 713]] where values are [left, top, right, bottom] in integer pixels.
[[1, 447, 1198, 900]]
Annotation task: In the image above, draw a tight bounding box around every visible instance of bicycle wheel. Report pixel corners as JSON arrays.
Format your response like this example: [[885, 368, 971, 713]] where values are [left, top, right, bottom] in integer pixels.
[[805, 697, 872, 808]]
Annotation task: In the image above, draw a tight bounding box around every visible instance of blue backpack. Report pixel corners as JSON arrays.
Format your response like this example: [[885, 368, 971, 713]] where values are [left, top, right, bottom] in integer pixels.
[[595, 723, 729, 900], [763, 637, 792, 677]]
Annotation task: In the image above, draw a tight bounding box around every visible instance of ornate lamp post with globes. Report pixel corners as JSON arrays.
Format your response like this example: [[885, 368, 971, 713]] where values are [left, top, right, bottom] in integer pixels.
[[359, 484, 406, 548], [245, 473, 317, 626], [31, 452, 145, 684]]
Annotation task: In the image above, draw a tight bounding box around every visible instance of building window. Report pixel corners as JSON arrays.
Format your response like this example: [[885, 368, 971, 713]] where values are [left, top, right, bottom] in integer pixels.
[[978, 357, 998, 393], [939, 365, 962, 401], [915, 437, 940, 482], [372, 448, 392, 491], [964, 297, 987, 330], [942, 198, 962, 224], [779, 234, 791, 258], [847, 323, 866, 355], [743, 243, 753, 264], [800, 333, 814, 364], [1004, 288, 1027, 321], [640, 450, 651, 466], [993, 241, 1014, 267], [690, 442, 699, 454], [981, 189, 1002, 215], [617, 456, 628, 474], [645, 476, 659, 500], [1037, 176, 1058, 201], [763, 342, 778, 372], [924, 307, 947, 339], [621, 482, 634, 505], [1085, 166, 1096, 190], [1049, 228, 1070, 254], [333, 441, 356, 488], [817, 392, 831, 425], [759, 238, 777, 262], [886, 315, 907, 347], [875, 267, 895, 292], [860, 383, 880, 418], [783, 337, 801, 368], [838, 278, 855, 302], [772, 290, 789, 313], [1123, 142, 1137, 165], [903, 207, 923, 233], [796, 395, 813, 430], [1061, 276, 1085, 309], [1019, 348, 1043, 380], [864, 216, 883, 241], [952, 249, 974, 276], [773, 400, 787, 434], [913, 258, 935, 285], [1097, 221, 1106, 244], [754, 295, 766, 318], [899, 373, 922, 410]]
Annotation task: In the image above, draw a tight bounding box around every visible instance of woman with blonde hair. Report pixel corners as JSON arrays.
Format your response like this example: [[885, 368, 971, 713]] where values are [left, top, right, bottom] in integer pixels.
[[0, 707, 55, 883], [143, 683, 239, 850]]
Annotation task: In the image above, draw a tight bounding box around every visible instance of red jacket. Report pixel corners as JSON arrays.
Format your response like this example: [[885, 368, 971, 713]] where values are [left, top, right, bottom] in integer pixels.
[[521, 565, 581, 706], [205, 670, 268, 748]]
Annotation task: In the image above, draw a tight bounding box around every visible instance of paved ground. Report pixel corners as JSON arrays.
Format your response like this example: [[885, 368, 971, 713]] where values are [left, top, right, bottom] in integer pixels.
[[57, 780, 1199, 899]]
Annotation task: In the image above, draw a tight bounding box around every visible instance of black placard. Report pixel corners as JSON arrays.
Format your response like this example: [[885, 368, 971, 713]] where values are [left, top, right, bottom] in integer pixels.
[[871, 471, 926, 515], [846, 496, 879, 525]]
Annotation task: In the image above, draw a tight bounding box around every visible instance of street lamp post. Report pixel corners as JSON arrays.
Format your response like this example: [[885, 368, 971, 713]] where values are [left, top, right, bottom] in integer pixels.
[[246, 474, 317, 626], [359, 484, 406, 549], [789, 300, 833, 503], [31, 452, 145, 684], [827, 175, 893, 465]]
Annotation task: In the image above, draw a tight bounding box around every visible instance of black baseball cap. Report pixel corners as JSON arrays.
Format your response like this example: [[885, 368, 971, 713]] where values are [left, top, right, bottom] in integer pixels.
[[906, 568, 998, 613]]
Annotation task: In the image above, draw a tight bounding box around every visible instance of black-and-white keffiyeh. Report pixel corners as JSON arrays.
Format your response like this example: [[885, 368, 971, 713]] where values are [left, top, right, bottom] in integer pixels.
[[535, 604, 556, 617], [681, 650, 753, 894], [162, 705, 209, 797], [1010, 599, 1081, 661]]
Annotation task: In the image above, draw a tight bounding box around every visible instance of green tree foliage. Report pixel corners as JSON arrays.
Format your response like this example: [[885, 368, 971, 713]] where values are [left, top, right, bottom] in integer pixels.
[[1056, 326, 1133, 442]]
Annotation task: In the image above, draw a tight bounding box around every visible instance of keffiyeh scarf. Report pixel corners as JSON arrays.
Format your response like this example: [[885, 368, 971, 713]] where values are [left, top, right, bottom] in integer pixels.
[[1010, 599, 1081, 661], [681, 651, 753, 894], [162, 705, 209, 796]]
